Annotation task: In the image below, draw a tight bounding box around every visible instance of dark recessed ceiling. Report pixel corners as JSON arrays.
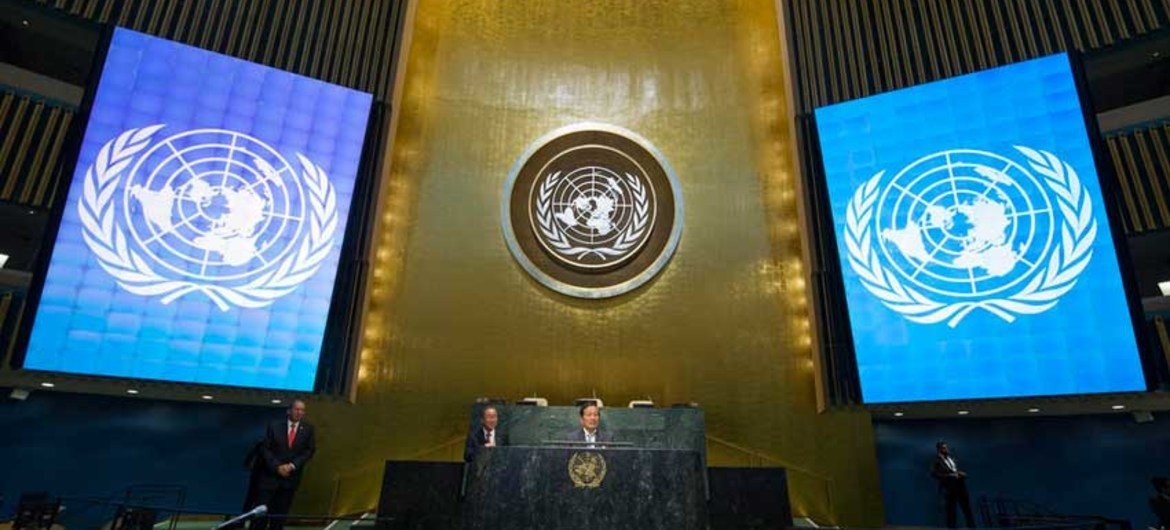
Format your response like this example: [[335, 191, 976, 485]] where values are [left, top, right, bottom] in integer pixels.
[[0, 202, 47, 272], [1084, 27, 1170, 112], [1127, 230, 1170, 298], [0, 0, 102, 87]]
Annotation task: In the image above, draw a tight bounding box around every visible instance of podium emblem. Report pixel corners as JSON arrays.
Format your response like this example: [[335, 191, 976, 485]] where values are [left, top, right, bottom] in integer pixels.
[[568, 451, 607, 488], [502, 123, 683, 298]]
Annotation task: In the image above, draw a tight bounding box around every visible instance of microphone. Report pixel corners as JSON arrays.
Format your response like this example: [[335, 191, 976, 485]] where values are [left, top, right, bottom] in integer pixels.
[[213, 505, 267, 530]]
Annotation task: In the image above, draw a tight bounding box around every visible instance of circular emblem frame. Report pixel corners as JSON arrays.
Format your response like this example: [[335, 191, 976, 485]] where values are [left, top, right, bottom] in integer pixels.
[[501, 123, 683, 298], [567, 451, 607, 488]]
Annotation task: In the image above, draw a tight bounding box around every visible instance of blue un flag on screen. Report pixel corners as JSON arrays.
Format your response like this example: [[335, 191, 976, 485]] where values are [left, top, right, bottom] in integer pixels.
[[23, 28, 373, 391], [815, 53, 1146, 403]]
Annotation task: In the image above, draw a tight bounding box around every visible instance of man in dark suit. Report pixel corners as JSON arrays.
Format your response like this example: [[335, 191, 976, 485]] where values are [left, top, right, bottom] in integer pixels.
[[930, 441, 974, 529], [464, 405, 508, 463], [563, 403, 614, 446], [252, 400, 316, 530]]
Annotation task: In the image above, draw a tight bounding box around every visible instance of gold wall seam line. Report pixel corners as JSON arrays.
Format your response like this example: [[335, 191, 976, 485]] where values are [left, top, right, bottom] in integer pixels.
[[243, 0, 266, 62], [987, 0, 1011, 63], [360, 0, 387, 93], [0, 98, 31, 195], [345, 0, 371, 87], [1126, 0, 1148, 33], [806, 0, 828, 105], [1149, 126, 1170, 227], [261, 0, 287, 65], [1134, 129, 1170, 228], [335, 0, 359, 84], [310, 0, 336, 79], [1119, 134, 1156, 228], [297, 0, 324, 75], [795, 0, 814, 107], [849, 0, 871, 97], [1107, 137, 1145, 232], [207, 0, 228, 51], [20, 107, 61, 204], [1157, 318, 1170, 373], [275, 0, 300, 69], [974, 0, 999, 64], [898, 0, 926, 82], [1016, 1, 1041, 57], [824, 0, 844, 102], [1079, 0, 1103, 48], [145, 0, 165, 35], [918, 0, 942, 79], [1061, 0, 1086, 49], [1144, 0, 1163, 29], [3, 101, 44, 200], [1109, 0, 1133, 40], [1043, 0, 1069, 50], [1002, 0, 1028, 60], [35, 112, 73, 207], [871, 0, 895, 92]]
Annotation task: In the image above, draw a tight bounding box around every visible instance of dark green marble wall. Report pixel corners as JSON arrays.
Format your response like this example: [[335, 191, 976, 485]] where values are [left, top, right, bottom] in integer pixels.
[[469, 404, 705, 452], [465, 446, 707, 530]]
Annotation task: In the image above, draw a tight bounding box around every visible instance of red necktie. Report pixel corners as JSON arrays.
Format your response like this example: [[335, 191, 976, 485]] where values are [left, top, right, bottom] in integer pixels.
[[288, 424, 297, 448]]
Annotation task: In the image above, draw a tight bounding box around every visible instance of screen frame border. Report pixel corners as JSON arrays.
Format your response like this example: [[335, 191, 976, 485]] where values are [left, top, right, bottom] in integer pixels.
[[1066, 49, 1159, 394], [10, 26, 380, 395], [808, 51, 1157, 406], [9, 21, 114, 373]]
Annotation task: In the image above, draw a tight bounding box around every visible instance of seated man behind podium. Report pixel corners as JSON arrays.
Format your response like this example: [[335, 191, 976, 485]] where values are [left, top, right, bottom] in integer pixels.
[[564, 403, 614, 445], [464, 405, 508, 462]]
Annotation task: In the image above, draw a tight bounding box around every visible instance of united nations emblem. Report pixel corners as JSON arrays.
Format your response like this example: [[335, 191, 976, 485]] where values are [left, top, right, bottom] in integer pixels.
[[502, 123, 683, 298], [844, 147, 1097, 327], [567, 451, 607, 488], [77, 125, 339, 310]]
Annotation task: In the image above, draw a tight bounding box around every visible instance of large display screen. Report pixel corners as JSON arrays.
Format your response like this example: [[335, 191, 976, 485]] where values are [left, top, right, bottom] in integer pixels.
[[815, 53, 1146, 403], [22, 28, 372, 391]]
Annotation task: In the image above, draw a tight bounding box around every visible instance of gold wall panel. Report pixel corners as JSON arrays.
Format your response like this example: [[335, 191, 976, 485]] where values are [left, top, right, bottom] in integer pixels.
[[293, 0, 882, 524]]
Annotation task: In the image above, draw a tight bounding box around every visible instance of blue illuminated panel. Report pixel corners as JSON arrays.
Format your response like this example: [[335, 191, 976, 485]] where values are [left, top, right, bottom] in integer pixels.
[[23, 28, 373, 391], [815, 53, 1145, 403]]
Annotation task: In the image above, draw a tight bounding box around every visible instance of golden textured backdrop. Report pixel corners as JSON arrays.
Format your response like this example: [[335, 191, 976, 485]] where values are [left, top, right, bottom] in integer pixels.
[[299, 0, 883, 524]]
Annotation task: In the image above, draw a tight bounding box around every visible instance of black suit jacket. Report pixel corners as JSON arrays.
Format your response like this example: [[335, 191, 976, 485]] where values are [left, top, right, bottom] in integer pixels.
[[259, 419, 316, 489], [463, 427, 508, 462], [930, 455, 965, 491], [562, 427, 615, 444]]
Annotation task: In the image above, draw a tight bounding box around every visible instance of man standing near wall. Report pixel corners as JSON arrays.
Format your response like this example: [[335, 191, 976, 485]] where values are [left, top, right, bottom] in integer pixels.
[[464, 405, 508, 462], [931, 441, 975, 528], [252, 400, 316, 530]]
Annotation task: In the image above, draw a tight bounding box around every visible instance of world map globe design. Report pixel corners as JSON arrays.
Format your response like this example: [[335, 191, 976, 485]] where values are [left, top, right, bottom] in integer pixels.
[[540, 165, 650, 268], [876, 149, 1055, 298], [120, 129, 306, 281]]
